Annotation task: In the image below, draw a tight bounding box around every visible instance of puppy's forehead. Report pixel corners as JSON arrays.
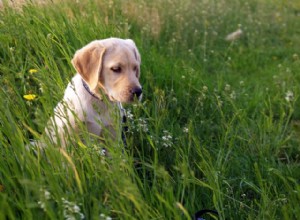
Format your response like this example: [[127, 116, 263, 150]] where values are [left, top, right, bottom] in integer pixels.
[[102, 40, 139, 65], [100, 38, 134, 52]]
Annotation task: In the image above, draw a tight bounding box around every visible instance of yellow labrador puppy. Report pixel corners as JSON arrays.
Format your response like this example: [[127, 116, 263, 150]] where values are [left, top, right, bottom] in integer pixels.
[[45, 38, 142, 147]]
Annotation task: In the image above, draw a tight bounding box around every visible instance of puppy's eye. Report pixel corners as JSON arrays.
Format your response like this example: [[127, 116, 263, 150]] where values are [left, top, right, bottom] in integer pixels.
[[111, 66, 122, 73], [133, 66, 137, 72]]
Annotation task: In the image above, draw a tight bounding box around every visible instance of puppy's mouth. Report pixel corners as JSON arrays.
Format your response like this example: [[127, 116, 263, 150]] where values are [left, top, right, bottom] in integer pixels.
[[110, 87, 143, 103]]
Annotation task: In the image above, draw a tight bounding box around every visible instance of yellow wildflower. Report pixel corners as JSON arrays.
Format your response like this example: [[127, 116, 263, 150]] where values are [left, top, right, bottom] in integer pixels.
[[23, 94, 37, 101], [29, 69, 38, 74]]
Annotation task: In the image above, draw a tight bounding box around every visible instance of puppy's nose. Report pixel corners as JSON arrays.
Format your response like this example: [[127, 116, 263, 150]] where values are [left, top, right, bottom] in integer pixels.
[[131, 87, 142, 98]]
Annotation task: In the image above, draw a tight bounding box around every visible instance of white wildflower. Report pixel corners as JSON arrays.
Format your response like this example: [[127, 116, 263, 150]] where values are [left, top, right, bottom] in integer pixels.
[[40, 188, 51, 200], [73, 205, 80, 213], [225, 28, 243, 41], [100, 213, 112, 220], [292, 53, 298, 60], [161, 130, 173, 148], [47, 33, 52, 39], [125, 109, 134, 120], [138, 118, 148, 132], [285, 90, 294, 102], [225, 84, 231, 91], [183, 127, 189, 133], [39, 83, 44, 93], [44, 190, 51, 200], [38, 188, 52, 212], [38, 201, 46, 211], [100, 148, 107, 156], [230, 91, 236, 100], [62, 198, 84, 220], [197, 96, 202, 102], [216, 95, 223, 107]]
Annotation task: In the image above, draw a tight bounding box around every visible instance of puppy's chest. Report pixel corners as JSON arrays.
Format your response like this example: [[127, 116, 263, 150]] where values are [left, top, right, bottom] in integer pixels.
[[84, 103, 119, 136], [66, 76, 121, 137]]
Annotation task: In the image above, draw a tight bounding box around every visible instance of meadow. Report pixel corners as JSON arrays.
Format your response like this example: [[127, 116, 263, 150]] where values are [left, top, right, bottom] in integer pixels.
[[0, 0, 300, 219]]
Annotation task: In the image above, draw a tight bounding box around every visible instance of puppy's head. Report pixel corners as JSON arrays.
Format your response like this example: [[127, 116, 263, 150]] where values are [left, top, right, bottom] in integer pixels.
[[71, 38, 142, 103]]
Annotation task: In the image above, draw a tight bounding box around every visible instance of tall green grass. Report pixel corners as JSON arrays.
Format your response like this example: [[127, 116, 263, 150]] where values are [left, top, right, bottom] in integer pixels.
[[0, 0, 299, 219]]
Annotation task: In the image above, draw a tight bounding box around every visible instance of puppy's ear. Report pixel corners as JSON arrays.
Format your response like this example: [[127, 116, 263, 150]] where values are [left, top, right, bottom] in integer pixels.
[[71, 41, 106, 90], [125, 39, 141, 64], [125, 39, 141, 78]]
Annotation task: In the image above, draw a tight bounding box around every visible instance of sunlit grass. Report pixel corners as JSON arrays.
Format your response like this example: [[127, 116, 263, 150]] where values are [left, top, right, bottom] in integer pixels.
[[0, 0, 299, 219]]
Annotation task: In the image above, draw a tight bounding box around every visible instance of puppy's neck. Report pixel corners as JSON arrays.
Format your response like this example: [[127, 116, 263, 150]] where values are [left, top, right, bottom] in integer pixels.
[[81, 79, 104, 101], [96, 82, 108, 100], [81, 78, 117, 105]]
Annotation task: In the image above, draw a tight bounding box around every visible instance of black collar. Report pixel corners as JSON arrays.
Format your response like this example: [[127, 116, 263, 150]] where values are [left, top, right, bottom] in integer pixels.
[[82, 79, 101, 100]]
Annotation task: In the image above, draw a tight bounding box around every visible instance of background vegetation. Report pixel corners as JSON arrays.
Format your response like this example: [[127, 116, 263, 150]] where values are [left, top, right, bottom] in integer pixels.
[[0, 0, 299, 219]]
